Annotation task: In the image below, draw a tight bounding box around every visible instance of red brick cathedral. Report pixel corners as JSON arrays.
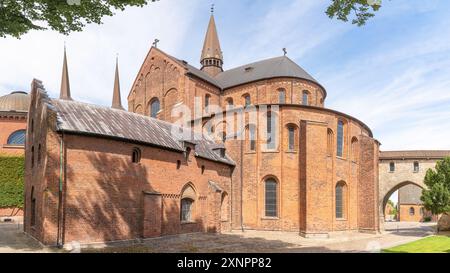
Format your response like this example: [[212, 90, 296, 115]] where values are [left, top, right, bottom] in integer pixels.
[[24, 12, 380, 246]]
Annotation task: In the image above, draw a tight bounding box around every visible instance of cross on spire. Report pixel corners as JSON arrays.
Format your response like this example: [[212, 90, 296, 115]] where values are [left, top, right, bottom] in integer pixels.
[[211, 4, 214, 14], [283, 48, 287, 56], [152, 38, 160, 48]]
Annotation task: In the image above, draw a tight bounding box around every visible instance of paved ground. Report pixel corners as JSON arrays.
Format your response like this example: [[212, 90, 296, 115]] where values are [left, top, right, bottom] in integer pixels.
[[0, 219, 437, 253]]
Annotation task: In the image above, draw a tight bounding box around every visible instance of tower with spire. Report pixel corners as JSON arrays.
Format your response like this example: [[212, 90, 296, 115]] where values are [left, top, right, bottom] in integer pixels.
[[200, 5, 223, 77], [60, 46, 72, 100], [111, 56, 124, 110]]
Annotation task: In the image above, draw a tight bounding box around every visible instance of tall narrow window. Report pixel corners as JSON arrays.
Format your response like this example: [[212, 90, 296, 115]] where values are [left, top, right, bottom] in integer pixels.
[[243, 94, 251, 107], [278, 89, 286, 104], [30, 186, 36, 226], [150, 98, 160, 118], [335, 182, 346, 219], [327, 129, 334, 156], [180, 184, 196, 222], [266, 112, 276, 150], [31, 146, 35, 168], [132, 148, 141, 163], [351, 137, 359, 162], [181, 199, 193, 222], [265, 179, 277, 217], [37, 144, 41, 165], [249, 126, 256, 151], [413, 161, 419, 172], [205, 94, 210, 112], [288, 126, 295, 151], [389, 162, 395, 172], [409, 207, 415, 216], [302, 91, 309, 106], [336, 121, 344, 157]]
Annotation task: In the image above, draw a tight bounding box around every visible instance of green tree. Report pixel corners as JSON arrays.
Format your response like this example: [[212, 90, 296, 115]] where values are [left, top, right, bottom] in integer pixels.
[[421, 157, 450, 216], [326, 0, 384, 26], [0, 0, 158, 38]]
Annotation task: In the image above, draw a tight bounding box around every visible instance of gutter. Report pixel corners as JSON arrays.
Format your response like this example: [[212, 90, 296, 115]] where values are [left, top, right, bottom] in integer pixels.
[[56, 133, 65, 248]]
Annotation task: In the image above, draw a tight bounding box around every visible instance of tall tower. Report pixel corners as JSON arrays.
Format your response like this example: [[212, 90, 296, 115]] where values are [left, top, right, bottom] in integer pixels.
[[200, 7, 223, 77]]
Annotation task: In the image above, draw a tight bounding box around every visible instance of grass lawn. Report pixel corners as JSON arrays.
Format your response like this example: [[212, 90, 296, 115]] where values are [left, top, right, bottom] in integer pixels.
[[383, 235, 450, 253]]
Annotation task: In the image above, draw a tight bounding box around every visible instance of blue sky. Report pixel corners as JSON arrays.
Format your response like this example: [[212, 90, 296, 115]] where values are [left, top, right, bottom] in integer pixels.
[[1, 0, 449, 150]]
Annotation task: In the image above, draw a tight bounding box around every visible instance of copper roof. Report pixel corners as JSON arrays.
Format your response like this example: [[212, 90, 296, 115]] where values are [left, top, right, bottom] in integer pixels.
[[201, 14, 223, 61], [50, 99, 235, 166], [0, 91, 30, 112], [380, 150, 450, 160]]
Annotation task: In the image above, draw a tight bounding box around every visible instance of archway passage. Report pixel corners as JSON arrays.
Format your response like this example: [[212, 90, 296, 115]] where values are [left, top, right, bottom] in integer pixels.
[[381, 181, 424, 223]]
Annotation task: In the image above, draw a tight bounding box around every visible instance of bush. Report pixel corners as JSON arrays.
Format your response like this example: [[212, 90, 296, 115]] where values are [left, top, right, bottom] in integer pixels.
[[0, 155, 25, 208], [423, 216, 432, 222]]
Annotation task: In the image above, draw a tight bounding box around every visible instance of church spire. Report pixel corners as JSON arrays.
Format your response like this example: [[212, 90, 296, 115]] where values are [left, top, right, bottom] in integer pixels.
[[200, 6, 223, 77], [111, 56, 124, 110], [60, 46, 72, 100]]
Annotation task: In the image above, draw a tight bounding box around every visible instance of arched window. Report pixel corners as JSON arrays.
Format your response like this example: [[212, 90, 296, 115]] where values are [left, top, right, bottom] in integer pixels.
[[335, 181, 347, 219], [286, 124, 297, 151], [7, 130, 26, 145], [225, 97, 233, 107], [243, 94, 251, 107], [327, 129, 334, 156], [336, 120, 344, 157], [302, 91, 309, 106], [150, 98, 160, 118], [351, 137, 359, 162], [132, 148, 141, 163], [409, 207, 415, 216], [265, 178, 278, 217], [221, 192, 229, 222], [30, 186, 36, 226], [278, 89, 286, 104], [180, 184, 196, 222]]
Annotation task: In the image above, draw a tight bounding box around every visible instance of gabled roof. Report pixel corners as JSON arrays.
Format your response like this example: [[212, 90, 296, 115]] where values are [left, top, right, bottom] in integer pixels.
[[50, 99, 235, 166], [380, 150, 450, 160]]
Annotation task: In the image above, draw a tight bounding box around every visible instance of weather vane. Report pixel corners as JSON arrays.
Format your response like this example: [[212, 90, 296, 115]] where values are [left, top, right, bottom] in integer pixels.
[[283, 48, 287, 56], [153, 38, 160, 48], [211, 4, 215, 14]]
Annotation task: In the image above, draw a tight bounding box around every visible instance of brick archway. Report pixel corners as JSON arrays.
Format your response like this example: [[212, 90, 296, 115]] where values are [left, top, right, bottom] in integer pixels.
[[379, 180, 426, 223]]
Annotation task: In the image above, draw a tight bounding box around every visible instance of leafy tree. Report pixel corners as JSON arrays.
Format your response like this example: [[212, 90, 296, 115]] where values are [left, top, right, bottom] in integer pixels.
[[421, 157, 450, 216], [0, 0, 158, 38], [326, 0, 384, 26]]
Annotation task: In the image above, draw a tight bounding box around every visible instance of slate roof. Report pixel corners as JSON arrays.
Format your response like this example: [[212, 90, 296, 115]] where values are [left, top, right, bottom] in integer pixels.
[[215, 56, 322, 90], [171, 52, 325, 96], [380, 150, 450, 160], [50, 99, 235, 166]]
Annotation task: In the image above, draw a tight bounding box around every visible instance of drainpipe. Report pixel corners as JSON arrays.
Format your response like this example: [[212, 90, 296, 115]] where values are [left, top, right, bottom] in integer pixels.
[[56, 133, 64, 248], [240, 137, 244, 232]]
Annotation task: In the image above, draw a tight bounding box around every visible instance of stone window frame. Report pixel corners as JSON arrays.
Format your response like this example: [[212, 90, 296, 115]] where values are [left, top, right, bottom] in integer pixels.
[[285, 123, 299, 152], [180, 183, 197, 223]]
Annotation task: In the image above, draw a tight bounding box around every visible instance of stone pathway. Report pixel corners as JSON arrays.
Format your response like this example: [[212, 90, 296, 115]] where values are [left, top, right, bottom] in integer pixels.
[[0, 220, 437, 253]]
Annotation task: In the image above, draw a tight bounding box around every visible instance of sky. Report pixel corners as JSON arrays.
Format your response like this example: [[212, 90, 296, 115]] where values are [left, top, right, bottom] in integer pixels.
[[1, 0, 450, 151]]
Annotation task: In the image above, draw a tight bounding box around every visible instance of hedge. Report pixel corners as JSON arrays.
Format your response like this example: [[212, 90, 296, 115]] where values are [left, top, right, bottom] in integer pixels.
[[0, 155, 24, 208]]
